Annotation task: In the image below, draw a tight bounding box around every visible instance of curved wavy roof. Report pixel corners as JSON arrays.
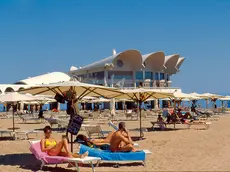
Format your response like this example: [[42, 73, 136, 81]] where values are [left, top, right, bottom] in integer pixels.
[[142, 52, 165, 71], [164, 54, 180, 74], [70, 49, 142, 72], [176, 57, 185, 69], [113, 49, 143, 70], [14, 72, 71, 85]]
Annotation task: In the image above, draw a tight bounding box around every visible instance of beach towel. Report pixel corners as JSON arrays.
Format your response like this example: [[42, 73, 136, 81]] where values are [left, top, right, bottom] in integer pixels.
[[79, 144, 146, 161]]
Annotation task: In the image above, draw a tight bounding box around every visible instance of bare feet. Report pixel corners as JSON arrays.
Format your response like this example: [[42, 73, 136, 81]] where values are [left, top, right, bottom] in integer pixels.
[[132, 148, 142, 152], [80, 151, 89, 158]]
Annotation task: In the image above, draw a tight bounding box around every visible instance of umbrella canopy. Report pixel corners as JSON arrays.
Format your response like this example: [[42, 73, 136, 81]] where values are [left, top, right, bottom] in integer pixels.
[[174, 92, 201, 100], [108, 88, 173, 101], [81, 97, 111, 103], [219, 96, 230, 101], [0, 92, 41, 133], [90, 97, 111, 103], [0, 92, 37, 102], [24, 94, 56, 104], [19, 81, 122, 151], [107, 88, 174, 138], [199, 93, 223, 99], [19, 81, 122, 99], [115, 98, 134, 102], [189, 92, 203, 97]]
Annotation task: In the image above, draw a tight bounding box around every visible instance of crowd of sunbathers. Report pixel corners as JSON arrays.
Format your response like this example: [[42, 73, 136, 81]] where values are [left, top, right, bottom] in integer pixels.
[[157, 108, 197, 129], [41, 122, 141, 159]]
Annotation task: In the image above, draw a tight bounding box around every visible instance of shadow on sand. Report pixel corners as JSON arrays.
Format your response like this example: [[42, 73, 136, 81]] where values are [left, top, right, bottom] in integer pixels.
[[0, 153, 143, 171]]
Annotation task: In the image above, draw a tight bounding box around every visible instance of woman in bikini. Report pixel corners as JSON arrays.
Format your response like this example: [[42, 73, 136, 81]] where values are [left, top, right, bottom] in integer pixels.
[[41, 126, 88, 158]]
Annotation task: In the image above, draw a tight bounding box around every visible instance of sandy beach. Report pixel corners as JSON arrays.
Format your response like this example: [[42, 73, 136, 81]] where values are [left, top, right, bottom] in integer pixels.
[[1, 113, 230, 172]]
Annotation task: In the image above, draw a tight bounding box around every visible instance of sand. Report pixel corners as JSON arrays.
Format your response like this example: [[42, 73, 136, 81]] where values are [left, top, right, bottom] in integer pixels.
[[1, 113, 230, 171]]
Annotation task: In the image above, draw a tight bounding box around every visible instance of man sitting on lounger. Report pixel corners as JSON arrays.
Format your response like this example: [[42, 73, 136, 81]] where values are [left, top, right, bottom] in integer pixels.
[[110, 122, 140, 152]]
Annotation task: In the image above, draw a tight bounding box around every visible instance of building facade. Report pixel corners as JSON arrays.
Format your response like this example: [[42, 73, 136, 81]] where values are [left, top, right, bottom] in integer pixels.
[[68, 49, 185, 92], [0, 72, 71, 94]]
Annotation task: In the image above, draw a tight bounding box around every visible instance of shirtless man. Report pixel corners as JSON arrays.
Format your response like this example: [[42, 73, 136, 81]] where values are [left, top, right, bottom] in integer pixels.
[[110, 122, 139, 152]]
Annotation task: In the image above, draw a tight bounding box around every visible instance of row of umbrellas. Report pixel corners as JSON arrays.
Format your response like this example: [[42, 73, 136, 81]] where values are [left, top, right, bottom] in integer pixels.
[[1, 80, 229, 150]]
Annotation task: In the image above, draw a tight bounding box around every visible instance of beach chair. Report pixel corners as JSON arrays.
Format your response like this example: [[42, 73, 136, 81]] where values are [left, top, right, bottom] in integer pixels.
[[0, 130, 12, 137], [79, 144, 151, 166], [18, 115, 41, 123], [15, 130, 39, 140], [56, 119, 69, 131], [187, 121, 212, 130], [84, 125, 110, 138], [29, 140, 101, 172], [45, 118, 58, 127]]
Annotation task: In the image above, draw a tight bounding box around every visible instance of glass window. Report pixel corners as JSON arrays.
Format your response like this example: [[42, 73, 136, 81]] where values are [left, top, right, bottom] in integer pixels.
[[108, 71, 132, 80], [167, 74, 170, 81], [160, 73, 165, 80], [145, 71, 152, 79], [135, 71, 143, 80], [155, 72, 159, 80], [116, 60, 124, 67]]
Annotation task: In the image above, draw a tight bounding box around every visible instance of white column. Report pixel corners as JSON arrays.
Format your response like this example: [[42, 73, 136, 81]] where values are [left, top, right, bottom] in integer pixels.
[[133, 70, 136, 88], [57, 102, 60, 111], [154, 99, 158, 109], [152, 71, 155, 87], [143, 70, 145, 80], [111, 74, 114, 87], [104, 70, 108, 86]]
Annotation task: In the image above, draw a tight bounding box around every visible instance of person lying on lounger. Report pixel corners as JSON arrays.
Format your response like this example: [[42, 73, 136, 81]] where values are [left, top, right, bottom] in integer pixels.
[[41, 126, 88, 158], [110, 122, 141, 152], [75, 132, 115, 148], [157, 114, 167, 129]]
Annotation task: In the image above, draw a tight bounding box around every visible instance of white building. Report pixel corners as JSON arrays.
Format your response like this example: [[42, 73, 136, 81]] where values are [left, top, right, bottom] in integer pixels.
[[0, 72, 70, 94], [68, 49, 185, 92]]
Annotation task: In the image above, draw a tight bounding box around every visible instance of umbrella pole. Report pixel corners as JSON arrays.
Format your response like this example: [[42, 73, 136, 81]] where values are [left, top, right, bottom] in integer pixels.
[[139, 101, 142, 139], [12, 111, 15, 139]]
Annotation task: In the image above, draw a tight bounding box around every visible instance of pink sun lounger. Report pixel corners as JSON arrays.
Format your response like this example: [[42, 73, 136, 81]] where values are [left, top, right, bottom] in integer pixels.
[[29, 140, 101, 172]]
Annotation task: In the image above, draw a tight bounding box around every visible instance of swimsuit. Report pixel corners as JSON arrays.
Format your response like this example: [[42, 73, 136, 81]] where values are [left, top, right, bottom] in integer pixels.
[[45, 140, 57, 148]]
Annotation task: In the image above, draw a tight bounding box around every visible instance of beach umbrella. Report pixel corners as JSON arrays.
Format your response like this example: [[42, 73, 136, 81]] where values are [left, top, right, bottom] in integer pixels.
[[0, 92, 38, 134], [89, 97, 111, 103], [107, 88, 174, 138], [219, 96, 230, 112], [199, 93, 223, 109], [19, 80, 122, 151], [219, 96, 230, 101]]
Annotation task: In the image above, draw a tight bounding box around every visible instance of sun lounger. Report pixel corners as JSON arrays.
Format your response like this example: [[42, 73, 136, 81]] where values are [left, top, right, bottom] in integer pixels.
[[187, 121, 212, 130], [19, 115, 41, 123], [79, 144, 151, 166], [29, 140, 101, 172], [0, 130, 12, 137], [15, 130, 39, 140], [84, 125, 111, 138], [45, 118, 58, 126]]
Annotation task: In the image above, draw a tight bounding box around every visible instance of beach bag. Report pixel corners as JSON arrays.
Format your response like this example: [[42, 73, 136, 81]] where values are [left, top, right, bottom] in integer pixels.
[[67, 114, 84, 135], [66, 101, 75, 115], [54, 93, 65, 104]]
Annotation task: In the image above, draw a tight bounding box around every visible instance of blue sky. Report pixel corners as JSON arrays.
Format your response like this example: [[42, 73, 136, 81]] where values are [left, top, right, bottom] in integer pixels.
[[0, 0, 230, 94]]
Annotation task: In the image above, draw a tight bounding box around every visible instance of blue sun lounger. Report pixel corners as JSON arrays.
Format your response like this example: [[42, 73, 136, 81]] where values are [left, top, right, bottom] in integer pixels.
[[79, 144, 151, 166]]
